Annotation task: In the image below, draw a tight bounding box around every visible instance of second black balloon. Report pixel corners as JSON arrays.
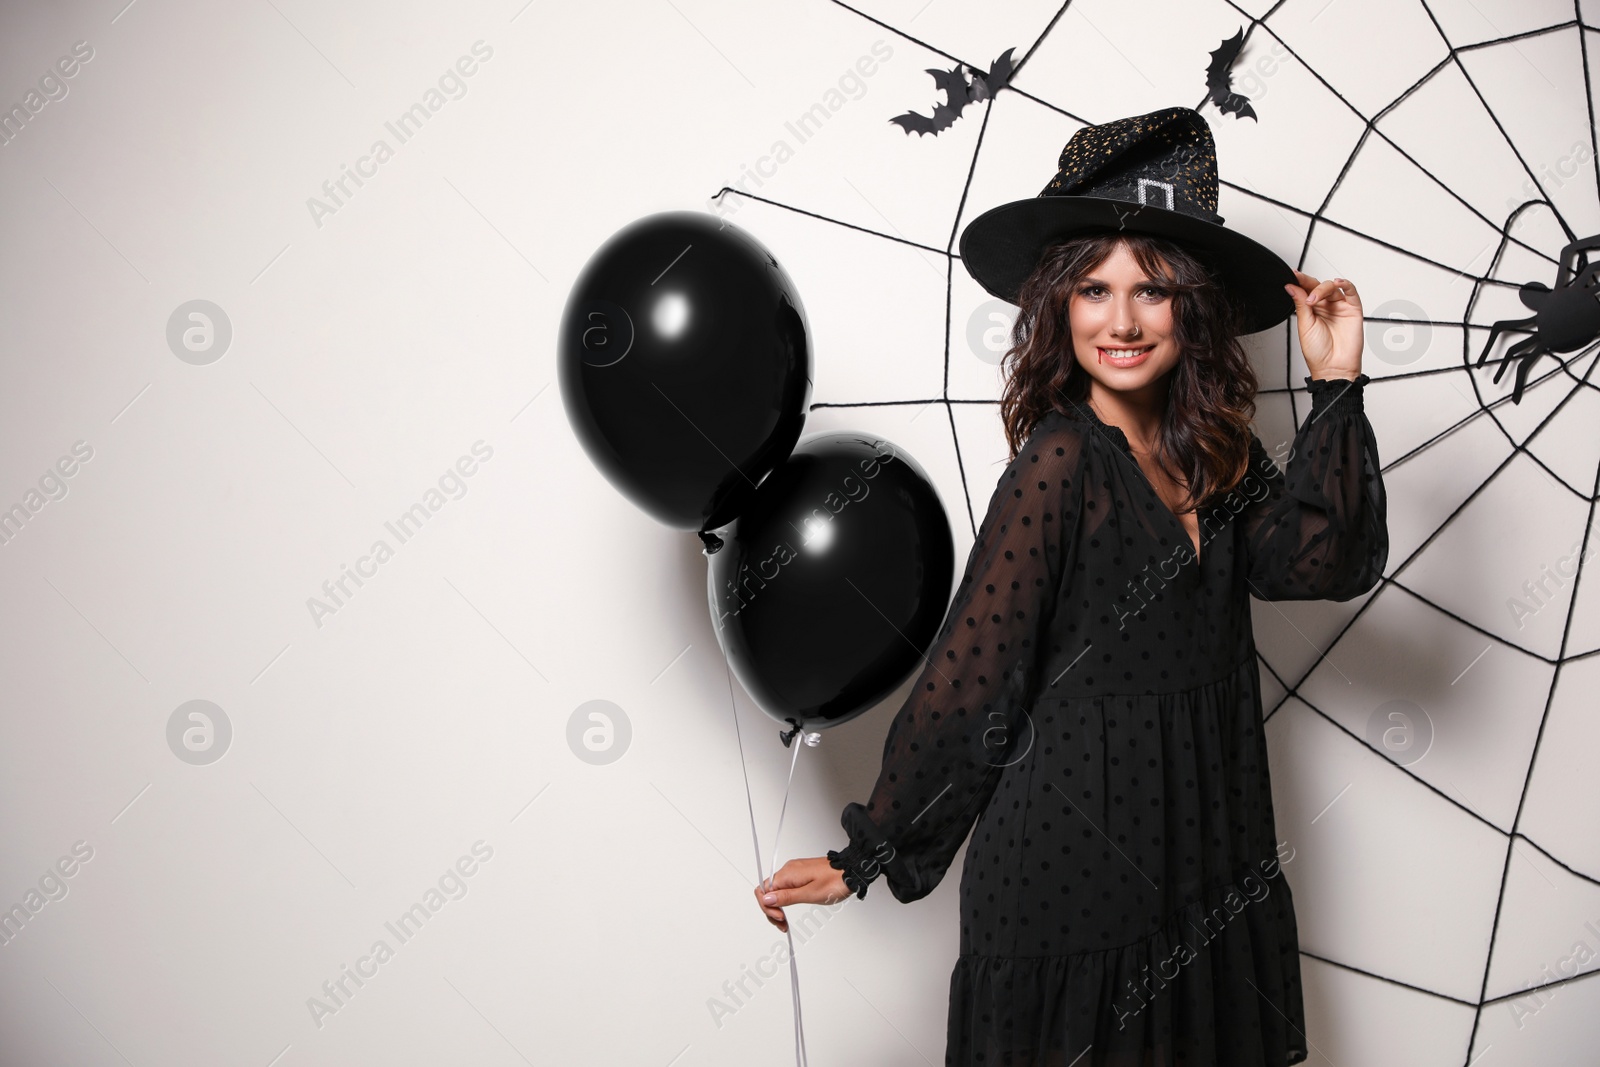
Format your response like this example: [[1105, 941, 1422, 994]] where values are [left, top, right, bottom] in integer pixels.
[[707, 431, 955, 736]]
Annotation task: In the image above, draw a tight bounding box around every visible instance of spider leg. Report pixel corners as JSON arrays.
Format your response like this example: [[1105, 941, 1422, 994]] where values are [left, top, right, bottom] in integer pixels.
[[1491, 333, 1542, 386], [1510, 342, 1549, 404], [1477, 315, 1537, 366], [1557, 234, 1600, 288]]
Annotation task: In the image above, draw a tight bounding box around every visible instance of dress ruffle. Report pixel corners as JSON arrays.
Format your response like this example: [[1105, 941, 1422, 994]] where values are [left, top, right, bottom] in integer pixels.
[[827, 845, 872, 900], [947, 862, 1309, 1067]]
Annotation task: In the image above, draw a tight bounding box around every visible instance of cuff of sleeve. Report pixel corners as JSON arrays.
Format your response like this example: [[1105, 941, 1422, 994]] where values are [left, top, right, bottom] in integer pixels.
[[827, 844, 873, 900], [1305, 373, 1369, 418]]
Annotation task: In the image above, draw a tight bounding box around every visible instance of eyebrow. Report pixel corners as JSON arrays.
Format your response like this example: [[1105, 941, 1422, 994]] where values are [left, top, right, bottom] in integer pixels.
[[1078, 276, 1154, 285]]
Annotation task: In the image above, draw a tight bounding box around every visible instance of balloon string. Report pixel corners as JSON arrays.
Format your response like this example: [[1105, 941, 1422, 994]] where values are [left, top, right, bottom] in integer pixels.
[[765, 737, 803, 895], [725, 660, 767, 892], [724, 661, 810, 1067], [767, 737, 808, 1067], [765, 729, 810, 1067]]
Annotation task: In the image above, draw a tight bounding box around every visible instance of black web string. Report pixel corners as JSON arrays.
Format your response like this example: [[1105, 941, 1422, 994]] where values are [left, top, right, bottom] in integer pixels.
[[706, 0, 1600, 1058]]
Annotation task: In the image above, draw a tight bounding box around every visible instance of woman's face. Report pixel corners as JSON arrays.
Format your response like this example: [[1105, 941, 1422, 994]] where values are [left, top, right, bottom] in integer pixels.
[[1067, 242, 1181, 395]]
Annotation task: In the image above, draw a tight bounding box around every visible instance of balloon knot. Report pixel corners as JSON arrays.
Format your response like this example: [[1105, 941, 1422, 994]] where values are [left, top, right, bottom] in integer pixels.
[[698, 529, 725, 555]]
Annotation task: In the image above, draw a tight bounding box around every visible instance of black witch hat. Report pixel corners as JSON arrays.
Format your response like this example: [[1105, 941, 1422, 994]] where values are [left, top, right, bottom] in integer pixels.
[[958, 106, 1296, 335]]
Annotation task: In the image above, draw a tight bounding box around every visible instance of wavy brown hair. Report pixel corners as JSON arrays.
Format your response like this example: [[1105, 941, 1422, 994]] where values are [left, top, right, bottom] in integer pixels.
[[998, 232, 1258, 515]]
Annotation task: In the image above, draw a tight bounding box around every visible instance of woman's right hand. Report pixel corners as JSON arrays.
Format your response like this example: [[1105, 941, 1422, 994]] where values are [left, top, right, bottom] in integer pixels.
[[754, 857, 853, 932]]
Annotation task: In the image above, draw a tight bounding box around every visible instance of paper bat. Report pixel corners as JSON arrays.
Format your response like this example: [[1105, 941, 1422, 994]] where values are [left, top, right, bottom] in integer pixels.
[[1204, 29, 1258, 121], [890, 47, 1016, 137]]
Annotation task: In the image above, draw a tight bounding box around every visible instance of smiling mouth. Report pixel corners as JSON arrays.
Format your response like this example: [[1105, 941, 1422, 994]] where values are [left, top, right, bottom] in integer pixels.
[[1098, 345, 1154, 361]]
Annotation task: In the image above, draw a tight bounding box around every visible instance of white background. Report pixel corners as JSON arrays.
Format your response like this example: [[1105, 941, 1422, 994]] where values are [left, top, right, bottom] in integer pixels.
[[1, 0, 1598, 1064]]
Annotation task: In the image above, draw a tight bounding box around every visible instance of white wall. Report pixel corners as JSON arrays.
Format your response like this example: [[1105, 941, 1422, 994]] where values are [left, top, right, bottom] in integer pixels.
[[1, 0, 1597, 1063]]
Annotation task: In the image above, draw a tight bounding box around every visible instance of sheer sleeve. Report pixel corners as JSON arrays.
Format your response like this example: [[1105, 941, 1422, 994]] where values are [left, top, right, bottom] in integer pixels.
[[827, 418, 1086, 904], [1240, 373, 1389, 602]]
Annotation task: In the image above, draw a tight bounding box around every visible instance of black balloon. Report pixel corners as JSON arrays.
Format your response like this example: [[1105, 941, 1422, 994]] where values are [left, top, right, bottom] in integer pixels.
[[559, 211, 812, 533], [708, 431, 955, 735]]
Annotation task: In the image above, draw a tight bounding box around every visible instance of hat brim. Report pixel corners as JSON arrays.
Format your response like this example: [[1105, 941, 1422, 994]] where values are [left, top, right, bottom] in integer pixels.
[[958, 196, 1296, 335]]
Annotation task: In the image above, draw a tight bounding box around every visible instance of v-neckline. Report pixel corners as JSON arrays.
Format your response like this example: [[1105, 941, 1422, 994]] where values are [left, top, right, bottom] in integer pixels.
[[1132, 460, 1204, 567], [1056, 402, 1205, 567]]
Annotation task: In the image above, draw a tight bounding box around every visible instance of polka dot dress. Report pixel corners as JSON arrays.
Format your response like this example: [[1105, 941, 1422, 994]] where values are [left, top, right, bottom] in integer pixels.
[[828, 374, 1388, 1066]]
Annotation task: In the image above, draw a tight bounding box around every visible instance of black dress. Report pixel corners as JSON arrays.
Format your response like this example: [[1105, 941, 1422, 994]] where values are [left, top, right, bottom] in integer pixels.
[[828, 374, 1388, 1067]]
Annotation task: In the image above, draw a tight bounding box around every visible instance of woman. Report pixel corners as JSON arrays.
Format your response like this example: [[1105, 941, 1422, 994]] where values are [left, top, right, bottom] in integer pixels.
[[753, 107, 1388, 1066]]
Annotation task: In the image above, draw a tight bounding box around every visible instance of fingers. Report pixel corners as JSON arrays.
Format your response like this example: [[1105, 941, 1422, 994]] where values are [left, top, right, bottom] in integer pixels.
[[1284, 270, 1314, 308], [758, 879, 804, 910], [754, 857, 850, 932], [1286, 273, 1359, 308], [1304, 276, 1337, 304], [765, 861, 807, 891], [756, 867, 807, 931], [754, 882, 787, 930], [756, 864, 800, 912], [1328, 277, 1360, 306], [1308, 276, 1356, 306]]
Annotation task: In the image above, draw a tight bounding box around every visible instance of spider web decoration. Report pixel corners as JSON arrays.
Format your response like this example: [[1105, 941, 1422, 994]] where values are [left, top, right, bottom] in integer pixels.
[[709, 0, 1600, 1060]]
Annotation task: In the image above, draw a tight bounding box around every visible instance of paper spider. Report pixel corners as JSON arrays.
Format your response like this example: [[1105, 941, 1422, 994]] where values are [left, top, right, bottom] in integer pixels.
[[1475, 233, 1600, 404]]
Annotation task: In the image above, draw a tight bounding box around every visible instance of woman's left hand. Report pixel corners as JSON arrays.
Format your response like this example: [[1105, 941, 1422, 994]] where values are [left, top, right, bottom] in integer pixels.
[[1285, 271, 1364, 381], [754, 857, 852, 932]]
